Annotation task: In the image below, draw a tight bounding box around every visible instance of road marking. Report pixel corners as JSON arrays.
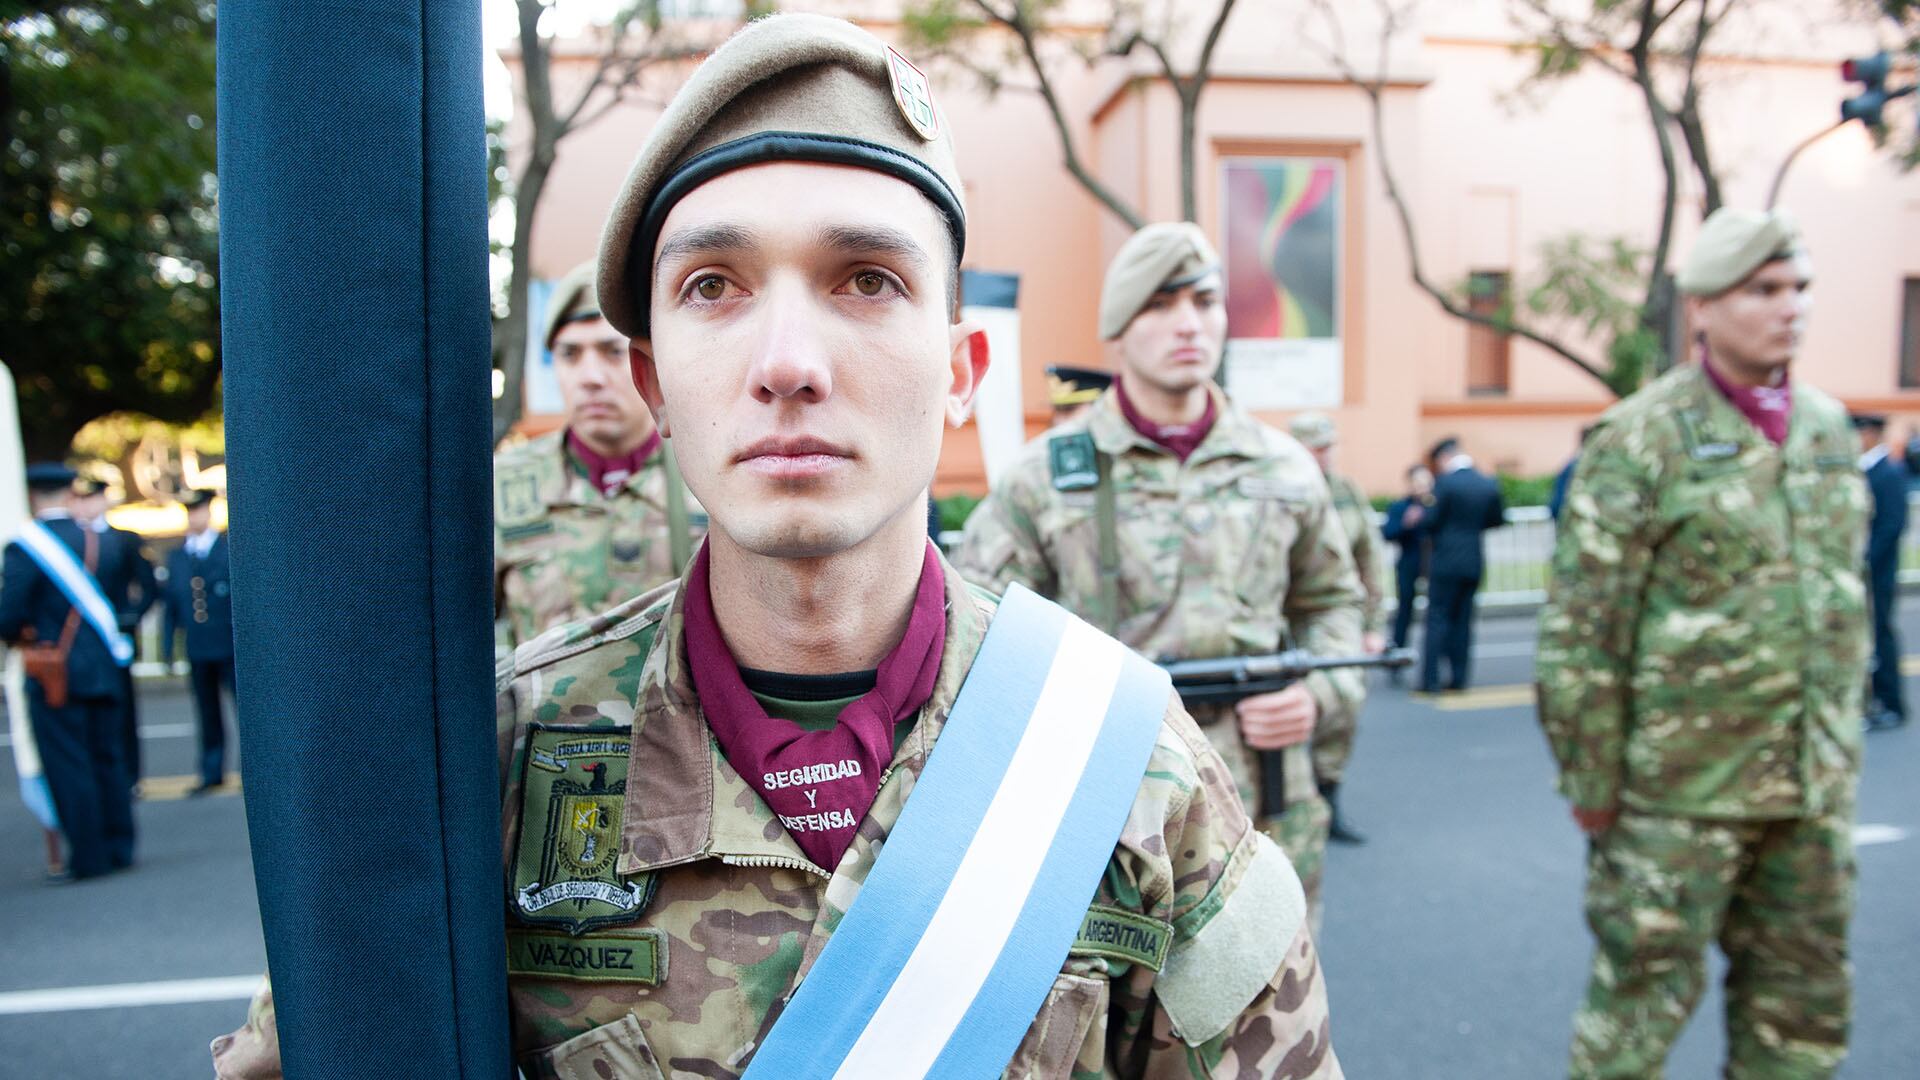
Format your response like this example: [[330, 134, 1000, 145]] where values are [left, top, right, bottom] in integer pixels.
[[0, 722, 194, 749], [0, 975, 261, 1016], [1414, 686, 1536, 711], [1855, 824, 1909, 847], [137, 774, 243, 801]]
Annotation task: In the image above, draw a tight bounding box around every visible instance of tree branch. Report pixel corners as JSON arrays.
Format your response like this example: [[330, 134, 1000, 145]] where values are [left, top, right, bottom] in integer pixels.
[[1308, 0, 1614, 391], [968, 0, 1145, 228]]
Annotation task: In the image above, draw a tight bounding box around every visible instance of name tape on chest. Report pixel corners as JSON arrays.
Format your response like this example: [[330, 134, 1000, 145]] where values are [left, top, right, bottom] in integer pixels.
[[507, 928, 666, 984]]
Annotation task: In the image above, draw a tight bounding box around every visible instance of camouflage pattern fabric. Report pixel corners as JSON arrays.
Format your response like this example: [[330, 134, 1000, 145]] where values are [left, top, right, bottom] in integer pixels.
[[1537, 364, 1868, 819], [494, 430, 701, 650], [955, 385, 1366, 913], [214, 556, 1343, 1079], [1266, 795, 1331, 936], [1570, 808, 1854, 1080], [1311, 471, 1383, 785]]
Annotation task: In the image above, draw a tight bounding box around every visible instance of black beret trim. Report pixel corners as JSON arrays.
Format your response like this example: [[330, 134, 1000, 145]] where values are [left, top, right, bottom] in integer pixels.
[[627, 131, 968, 335], [1153, 263, 1222, 295]]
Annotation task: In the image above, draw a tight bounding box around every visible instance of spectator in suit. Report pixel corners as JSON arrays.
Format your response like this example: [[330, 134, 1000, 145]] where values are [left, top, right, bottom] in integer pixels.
[[1547, 426, 1595, 522], [1857, 414, 1908, 730], [0, 463, 137, 879], [162, 489, 236, 793], [1421, 437, 1506, 692], [1381, 464, 1434, 677], [73, 478, 159, 783]]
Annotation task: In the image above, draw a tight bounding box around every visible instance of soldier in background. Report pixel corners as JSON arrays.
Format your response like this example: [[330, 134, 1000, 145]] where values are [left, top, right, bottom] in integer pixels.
[[1538, 208, 1865, 1079], [1381, 463, 1433, 673], [163, 489, 234, 795], [73, 477, 158, 784], [1045, 364, 1111, 427], [1288, 412, 1383, 846], [1854, 412, 1907, 731], [493, 261, 702, 650], [959, 221, 1366, 923]]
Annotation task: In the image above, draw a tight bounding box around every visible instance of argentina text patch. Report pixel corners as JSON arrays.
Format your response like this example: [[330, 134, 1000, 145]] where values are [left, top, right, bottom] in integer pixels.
[[1069, 905, 1172, 971]]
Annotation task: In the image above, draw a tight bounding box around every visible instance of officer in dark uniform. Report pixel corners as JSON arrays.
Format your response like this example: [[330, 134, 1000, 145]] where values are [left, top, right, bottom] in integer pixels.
[[74, 477, 159, 782], [0, 463, 137, 879], [1045, 364, 1113, 426], [1856, 413, 1909, 730], [162, 489, 236, 792]]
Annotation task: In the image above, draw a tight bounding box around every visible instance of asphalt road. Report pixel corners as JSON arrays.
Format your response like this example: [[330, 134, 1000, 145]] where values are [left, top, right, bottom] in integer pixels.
[[1, 620, 1914, 1079]]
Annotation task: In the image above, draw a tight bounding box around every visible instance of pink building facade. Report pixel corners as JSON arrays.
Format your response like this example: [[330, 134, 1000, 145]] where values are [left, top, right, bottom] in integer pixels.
[[511, 2, 1920, 495]]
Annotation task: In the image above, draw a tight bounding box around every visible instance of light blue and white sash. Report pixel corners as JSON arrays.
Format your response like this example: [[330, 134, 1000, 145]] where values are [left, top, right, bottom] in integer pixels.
[[12, 520, 134, 666], [743, 583, 1171, 1080]]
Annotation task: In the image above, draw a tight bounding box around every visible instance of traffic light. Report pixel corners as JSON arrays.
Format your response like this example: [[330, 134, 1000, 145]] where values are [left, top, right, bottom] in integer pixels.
[[1842, 52, 1894, 126]]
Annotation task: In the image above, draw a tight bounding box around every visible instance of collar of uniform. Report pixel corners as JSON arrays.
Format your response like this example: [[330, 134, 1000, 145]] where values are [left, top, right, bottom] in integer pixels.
[[523, 428, 659, 510], [1085, 381, 1266, 463], [1861, 443, 1891, 471], [1677, 362, 1821, 459], [616, 549, 995, 879]]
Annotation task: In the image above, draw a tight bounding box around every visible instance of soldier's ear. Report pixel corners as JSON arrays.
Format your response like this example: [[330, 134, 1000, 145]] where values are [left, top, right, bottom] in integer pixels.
[[629, 340, 670, 438], [945, 319, 989, 429]]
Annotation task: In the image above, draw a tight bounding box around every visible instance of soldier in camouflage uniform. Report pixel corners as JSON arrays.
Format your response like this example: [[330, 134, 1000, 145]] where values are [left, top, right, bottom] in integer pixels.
[[494, 261, 702, 649], [1537, 208, 1866, 1080], [956, 222, 1366, 926], [1288, 412, 1384, 846], [216, 15, 1340, 1078]]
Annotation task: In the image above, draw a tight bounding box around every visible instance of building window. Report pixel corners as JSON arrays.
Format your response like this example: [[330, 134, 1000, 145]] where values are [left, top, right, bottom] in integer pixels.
[[1901, 278, 1920, 390], [1466, 270, 1511, 395]]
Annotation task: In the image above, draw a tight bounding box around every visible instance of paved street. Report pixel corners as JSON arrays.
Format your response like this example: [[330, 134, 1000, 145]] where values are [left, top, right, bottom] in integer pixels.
[[1, 620, 1915, 1078]]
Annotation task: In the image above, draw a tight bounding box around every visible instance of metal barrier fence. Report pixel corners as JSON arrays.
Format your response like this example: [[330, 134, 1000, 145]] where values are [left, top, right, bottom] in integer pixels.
[[947, 491, 1920, 616]]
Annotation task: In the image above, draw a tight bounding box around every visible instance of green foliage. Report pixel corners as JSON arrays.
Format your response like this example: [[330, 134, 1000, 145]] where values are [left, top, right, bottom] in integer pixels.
[[935, 491, 983, 533], [1496, 472, 1558, 508], [1455, 233, 1662, 397], [1, 1, 220, 457]]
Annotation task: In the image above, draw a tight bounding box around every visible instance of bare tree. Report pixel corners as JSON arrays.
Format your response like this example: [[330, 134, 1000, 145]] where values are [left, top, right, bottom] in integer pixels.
[[902, 0, 1242, 227], [1304, 0, 1747, 396], [494, 2, 746, 443]]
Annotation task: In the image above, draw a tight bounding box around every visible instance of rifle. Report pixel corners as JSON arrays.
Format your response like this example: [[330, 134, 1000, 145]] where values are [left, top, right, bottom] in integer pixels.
[[1159, 648, 1417, 819]]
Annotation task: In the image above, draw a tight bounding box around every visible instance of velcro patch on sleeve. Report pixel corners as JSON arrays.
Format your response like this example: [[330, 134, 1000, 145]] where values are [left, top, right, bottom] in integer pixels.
[[1156, 831, 1304, 1046], [507, 928, 666, 984], [1070, 905, 1172, 971]]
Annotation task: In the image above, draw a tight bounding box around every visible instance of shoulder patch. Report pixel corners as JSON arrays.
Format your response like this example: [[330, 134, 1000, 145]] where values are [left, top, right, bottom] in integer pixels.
[[1158, 832, 1304, 1046], [1048, 432, 1100, 492], [496, 456, 554, 540]]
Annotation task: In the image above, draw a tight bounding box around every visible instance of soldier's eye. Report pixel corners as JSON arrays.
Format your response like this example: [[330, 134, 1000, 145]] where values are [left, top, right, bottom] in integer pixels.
[[694, 275, 727, 301], [851, 270, 892, 297]]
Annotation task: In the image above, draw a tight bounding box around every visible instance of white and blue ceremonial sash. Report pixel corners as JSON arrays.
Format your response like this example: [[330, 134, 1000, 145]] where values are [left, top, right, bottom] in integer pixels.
[[743, 583, 1172, 1080], [12, 520, 134, 666]]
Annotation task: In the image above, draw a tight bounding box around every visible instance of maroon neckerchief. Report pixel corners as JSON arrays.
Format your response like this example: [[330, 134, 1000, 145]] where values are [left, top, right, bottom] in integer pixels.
[[1700, 351, 1791, 447], [681, 541, 947, 871], [1115, 376, 1217, 462], [566, 429, 661, 495]]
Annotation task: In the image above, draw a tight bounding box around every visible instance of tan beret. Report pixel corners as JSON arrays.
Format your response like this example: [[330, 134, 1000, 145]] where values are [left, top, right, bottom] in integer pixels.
[[540, 262, 603, 350], [1676, 208, 1802, 297], [595, 13, 966, 338], [1288, 411, 1337, 449], [1098, 223, 1220, 340]]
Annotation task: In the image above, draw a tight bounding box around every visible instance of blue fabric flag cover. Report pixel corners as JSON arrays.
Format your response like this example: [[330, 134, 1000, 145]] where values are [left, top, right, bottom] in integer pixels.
[[217, 2, 508, 1076]]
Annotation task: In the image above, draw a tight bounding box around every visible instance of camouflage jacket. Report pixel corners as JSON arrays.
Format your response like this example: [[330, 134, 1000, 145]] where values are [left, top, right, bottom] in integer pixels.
[[1536, 364, 1869, 819], [494, 430, 701, 649], [215, 556, 1341, 1080], [954, 385, 1366, 816], [1325, 473, 1384, 636]]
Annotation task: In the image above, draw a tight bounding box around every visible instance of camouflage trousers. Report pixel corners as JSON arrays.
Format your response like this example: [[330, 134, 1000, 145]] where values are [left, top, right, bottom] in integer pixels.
[[1263, 795, 1331, 936], [1569, 809, 1855, 1080], [1309, 705, 1357, 786]]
